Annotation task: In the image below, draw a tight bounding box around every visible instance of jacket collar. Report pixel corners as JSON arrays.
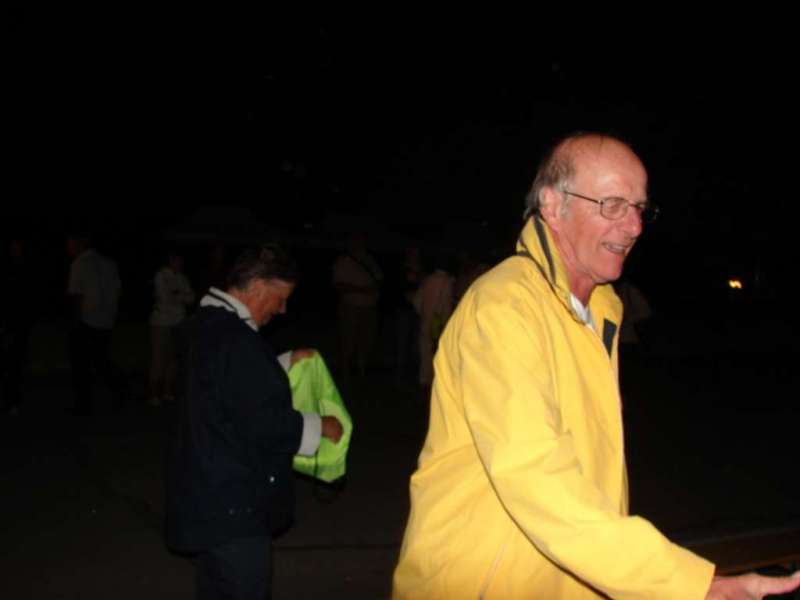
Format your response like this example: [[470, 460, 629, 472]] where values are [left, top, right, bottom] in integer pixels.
[[200, 287, 259, 332], [516, 216, 622, 330]]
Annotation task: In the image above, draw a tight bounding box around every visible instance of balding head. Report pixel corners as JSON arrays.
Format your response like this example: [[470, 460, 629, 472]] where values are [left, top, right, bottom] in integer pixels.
[[528, 133, 649, 303], [524, 133, 647, 219]]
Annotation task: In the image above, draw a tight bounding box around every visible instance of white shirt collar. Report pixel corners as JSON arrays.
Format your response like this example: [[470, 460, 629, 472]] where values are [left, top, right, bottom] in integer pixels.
[[200, 287, 259, 332], [570, 293, 596, 332]]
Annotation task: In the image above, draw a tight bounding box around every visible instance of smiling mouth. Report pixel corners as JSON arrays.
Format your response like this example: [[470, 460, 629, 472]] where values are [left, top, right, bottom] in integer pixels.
[[602, 242, 630, 255]]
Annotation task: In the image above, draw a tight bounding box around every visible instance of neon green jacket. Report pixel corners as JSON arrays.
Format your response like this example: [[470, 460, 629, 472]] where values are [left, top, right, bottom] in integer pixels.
[[289, 352, 352, 483], [393, 218, 714, 599]]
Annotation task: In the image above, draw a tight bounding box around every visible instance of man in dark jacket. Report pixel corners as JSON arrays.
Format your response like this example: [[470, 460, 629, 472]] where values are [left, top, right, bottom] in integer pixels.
[[167, 245, 343, 600]]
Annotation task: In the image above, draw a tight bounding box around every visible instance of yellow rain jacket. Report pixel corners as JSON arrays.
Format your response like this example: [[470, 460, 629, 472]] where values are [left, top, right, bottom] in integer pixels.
[[393, 217, 714, 599]]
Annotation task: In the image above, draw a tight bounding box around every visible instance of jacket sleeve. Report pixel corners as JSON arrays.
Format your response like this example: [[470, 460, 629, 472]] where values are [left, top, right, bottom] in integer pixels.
[[457, 286, 714, 600], [226, 334, 304, 457]]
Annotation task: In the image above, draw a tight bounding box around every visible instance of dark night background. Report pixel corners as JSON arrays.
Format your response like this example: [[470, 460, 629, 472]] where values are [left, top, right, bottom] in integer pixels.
[[3, 9, 800, 598], [5, 9, 798, 330]]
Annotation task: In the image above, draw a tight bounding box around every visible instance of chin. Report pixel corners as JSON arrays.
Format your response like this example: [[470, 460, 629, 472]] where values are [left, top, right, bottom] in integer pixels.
[[598, 267, 624, 284]]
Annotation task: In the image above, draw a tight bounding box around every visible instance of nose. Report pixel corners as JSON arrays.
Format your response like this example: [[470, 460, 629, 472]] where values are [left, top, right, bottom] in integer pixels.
[[620, 204, 643, 239]]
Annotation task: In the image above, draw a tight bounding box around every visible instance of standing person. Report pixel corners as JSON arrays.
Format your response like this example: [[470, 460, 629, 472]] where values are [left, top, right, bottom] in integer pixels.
[[413, 253, 454, 401], [66, 233, 124, 416], [394, 245, 424, 381], [1, 239, 36, 415], [392, 133, 800, 599], [332, 233, 383, 380], [453, 250, 491, 304], [166, 244, 343, 600], [148, 249, 195, 407]]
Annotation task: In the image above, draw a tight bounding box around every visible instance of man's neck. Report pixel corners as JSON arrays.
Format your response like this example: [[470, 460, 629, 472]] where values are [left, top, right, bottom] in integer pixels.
[[225, 288, 254, 317], [569, 279, 594, 306], [546, 224, 594, 304]]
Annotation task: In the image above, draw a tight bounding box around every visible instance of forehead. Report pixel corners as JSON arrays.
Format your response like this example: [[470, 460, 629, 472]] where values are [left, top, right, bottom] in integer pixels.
[[567, 137, 648, 198]]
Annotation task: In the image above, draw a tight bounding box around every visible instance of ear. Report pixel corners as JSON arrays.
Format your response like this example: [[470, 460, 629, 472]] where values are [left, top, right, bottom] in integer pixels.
[[243, 279, 266, 300], [538, 186, 564, 230]]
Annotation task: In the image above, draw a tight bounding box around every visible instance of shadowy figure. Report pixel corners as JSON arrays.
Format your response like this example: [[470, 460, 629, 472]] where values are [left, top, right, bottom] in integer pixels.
[[148, 249, 195, 407], [166, 244, 343, 599], [413, 252, 454, 402], [394, 245, 424, 381], [453, 250, 491, 304], [1, 239, 36, 415], [66, 233, 126, 416], [331, 233, 383, 380]]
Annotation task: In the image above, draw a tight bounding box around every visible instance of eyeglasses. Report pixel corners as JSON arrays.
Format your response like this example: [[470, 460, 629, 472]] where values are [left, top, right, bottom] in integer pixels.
[[563, 190, 659, 224]]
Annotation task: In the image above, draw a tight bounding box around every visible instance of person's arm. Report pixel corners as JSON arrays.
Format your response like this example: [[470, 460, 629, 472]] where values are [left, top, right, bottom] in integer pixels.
[[272, 347, 344, 456], [289, 348, 344, 454], [178, 274, 195, 306], [227, 335, 305, 455], [153, 270, 170, 306], [458, 284, 713, 599], [296, 413, 342, 456]]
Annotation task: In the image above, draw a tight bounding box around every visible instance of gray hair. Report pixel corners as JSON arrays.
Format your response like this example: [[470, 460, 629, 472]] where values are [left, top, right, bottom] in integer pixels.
[[226, 244, 300, 291], [523, 150, 575, 219]]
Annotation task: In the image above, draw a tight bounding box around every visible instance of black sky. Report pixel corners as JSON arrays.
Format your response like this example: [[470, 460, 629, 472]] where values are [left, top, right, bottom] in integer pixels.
[[6, 10, 798, 305]]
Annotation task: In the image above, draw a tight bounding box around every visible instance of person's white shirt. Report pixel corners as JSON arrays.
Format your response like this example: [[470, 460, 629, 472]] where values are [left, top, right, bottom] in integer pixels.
[[150, 266, 195, 327], [332, 252, 383, 308], [67, 249, 121, 329]]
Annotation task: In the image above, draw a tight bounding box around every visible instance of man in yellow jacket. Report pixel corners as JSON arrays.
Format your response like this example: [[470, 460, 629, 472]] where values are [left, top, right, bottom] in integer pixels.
[[392, 133, 800, 599]]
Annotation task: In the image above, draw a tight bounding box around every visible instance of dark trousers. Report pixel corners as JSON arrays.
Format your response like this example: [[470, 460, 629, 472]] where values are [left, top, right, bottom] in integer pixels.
[[69, 322, 124, 414], [196, 536, 271, 600]]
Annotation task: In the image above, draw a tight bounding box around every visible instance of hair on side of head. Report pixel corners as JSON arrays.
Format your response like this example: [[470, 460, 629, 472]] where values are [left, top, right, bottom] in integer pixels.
[[225, 244, 300, 291], [523, 130, 636, 220]]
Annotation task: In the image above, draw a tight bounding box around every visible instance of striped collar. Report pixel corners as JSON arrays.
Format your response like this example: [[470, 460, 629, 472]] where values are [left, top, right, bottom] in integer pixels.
[[200, 287, 258, 332]]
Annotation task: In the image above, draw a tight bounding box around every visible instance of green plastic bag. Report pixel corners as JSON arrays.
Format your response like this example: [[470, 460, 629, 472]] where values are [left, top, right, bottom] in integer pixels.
[[289, 353, 353, 482]]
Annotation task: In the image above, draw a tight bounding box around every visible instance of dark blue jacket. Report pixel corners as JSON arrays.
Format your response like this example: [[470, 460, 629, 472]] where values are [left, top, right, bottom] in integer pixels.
[[166, 304, 303, 552]]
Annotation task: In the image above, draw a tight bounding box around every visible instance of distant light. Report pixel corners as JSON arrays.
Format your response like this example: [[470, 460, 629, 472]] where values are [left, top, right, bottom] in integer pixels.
[[303, 222, 313, 230], [728, 279, 743, 290]]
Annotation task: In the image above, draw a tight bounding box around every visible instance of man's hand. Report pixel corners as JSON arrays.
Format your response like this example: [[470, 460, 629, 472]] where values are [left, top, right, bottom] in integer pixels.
[[706, 571, 800, 599], [321, 416, 344, 444], [290, 348, 316, 366]]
